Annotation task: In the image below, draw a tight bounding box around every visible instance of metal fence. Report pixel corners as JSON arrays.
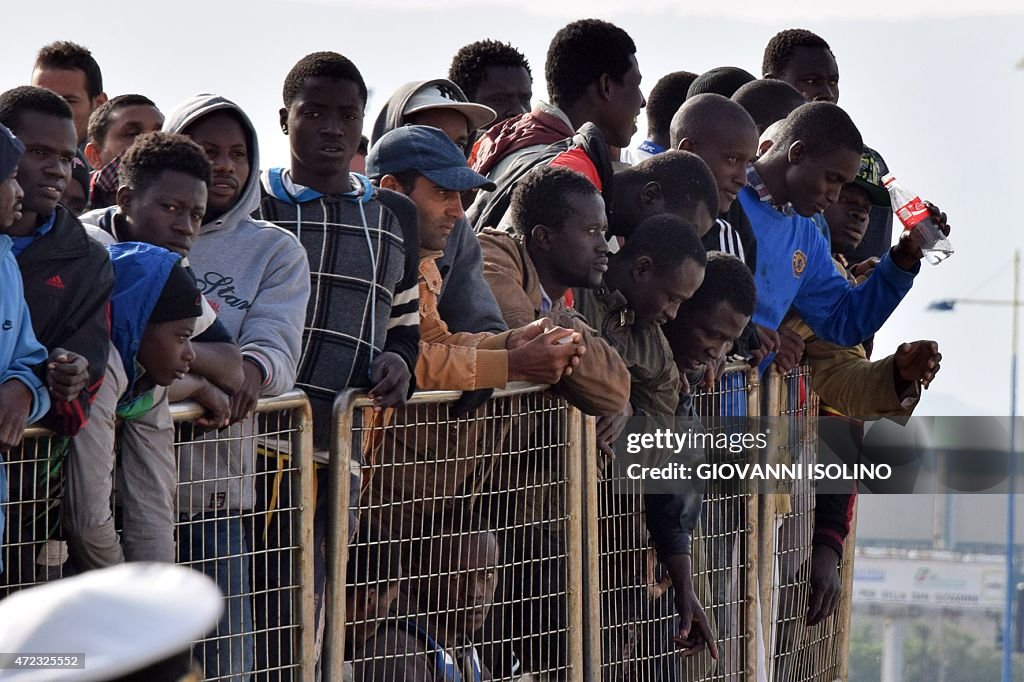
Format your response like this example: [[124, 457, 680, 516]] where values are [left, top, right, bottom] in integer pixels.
[[2, 366, 859, 681], [762, 366, 855, 682], [0, 391, 315, 682], [326, 383, 585, 682]]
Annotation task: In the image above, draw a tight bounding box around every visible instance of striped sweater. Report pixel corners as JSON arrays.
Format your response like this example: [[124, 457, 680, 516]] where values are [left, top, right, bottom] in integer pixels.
[[258, 170, 420, 448]]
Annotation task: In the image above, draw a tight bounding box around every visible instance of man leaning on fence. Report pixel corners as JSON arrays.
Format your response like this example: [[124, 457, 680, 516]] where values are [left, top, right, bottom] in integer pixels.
[[361, 125, 586, 535]]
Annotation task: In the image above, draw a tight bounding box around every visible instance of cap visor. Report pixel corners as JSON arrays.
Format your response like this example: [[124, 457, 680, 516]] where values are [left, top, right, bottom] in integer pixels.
[[405, 102, 497, 132], [423, 166, 497, 192], [854, 179, 891, 208]]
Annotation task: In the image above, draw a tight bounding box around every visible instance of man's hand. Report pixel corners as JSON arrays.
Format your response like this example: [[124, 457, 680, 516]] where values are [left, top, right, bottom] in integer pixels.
[[773, 326, 806, 374], [193, 380, 232, 431], [748, 324, 781, 367], [891, 201, 951, 269], [596, 402, 632, 477], [507, 327, 584, 384], [46, 348, 88, 403], [849, 257, 879, 280], [806, 544, 842, 626], [369, 351, 412, 411], [894, 340, 942, 389], [506, 318, 554, 349], [0, 379, 33, 451], [229, 359, 263, 423], [662, 554, 719, 659]]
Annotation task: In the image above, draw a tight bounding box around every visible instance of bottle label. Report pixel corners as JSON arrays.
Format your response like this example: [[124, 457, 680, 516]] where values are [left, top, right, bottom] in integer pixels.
[[895, 196, 929, 229]]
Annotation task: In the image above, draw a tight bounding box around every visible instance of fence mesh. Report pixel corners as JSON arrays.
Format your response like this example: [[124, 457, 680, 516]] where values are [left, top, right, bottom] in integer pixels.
[[765, 365, 852, 682], [1, 392, 314, 682], [587, 363, 759, 681], [328, 384, 584, 682]]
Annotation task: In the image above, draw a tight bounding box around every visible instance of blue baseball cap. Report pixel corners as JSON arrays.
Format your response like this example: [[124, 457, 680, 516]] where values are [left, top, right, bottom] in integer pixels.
[[366, 125, 496, 192]]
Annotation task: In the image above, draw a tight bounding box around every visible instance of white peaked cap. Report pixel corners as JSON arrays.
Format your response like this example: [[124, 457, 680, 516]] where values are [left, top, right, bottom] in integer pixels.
[[0, 563, 223, 681]]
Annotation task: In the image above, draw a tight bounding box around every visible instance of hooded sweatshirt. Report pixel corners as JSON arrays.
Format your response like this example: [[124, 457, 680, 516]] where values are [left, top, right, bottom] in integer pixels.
[[370, 79, 506, 336], [106, 242, 182, 405], [0, 236, 50, 424], [164, 94, 311, 513]]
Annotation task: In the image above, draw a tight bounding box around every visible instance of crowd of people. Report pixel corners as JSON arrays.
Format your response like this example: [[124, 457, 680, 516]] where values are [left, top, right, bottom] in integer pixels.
[[0, 18, 949, 681]]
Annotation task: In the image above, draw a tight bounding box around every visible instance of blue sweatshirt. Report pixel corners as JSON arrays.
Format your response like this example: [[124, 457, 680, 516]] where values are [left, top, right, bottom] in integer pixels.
[[106, 242, 180, 403], [0, 235, 50, 423], [739, 187, 917, 347]]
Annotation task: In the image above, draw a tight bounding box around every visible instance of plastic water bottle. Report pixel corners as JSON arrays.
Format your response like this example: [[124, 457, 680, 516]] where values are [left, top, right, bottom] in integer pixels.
[[882, 174, 953, 265]]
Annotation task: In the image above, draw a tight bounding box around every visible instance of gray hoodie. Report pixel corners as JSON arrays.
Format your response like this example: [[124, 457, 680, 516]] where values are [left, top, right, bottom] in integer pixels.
[[163, 94, 311, 514], [372, 80, 506, 336]]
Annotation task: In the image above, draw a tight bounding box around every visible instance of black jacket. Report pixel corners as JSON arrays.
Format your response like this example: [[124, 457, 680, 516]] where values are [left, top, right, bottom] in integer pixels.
[[17, 205, 114, 436]]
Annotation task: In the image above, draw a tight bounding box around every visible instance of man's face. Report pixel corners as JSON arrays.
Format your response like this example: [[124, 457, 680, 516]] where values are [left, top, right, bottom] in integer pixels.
[[185, 112, 249, 221], [60, 177, 87, 216], [405, 109, 472, 152], [92, 104, 164, 167], [602, 54, 645, 148], [824, 183, 872, 256], [137, 317, 196, 387], [545, 191, 609, 289], [686, 124, 759, 214], [11, 113, 77, 217], [629, 258, 705, 325], [777, 47, 840, 104], [119, 170, 208, 257], [31, 68, 104, 143], [282, 76, 364, 180], [784, 144, 862, 218], [437, 531, 500, 637], [406, 175, 465, 252], [473, 66, 532, 123], [667, 299, 750, 372], [0, 172, 24, 228]]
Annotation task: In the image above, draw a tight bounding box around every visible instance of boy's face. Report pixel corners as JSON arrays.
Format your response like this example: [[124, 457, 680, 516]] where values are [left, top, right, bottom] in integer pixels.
[[0, 171, 24, 228], [405, 108, 471, 153], [777, 47, 840, 104], [137, 317, 196, 387], [600, 54, 645, 149], [823, 183, 872, 256], [11, 113, 77, 218], [430, 531, 500, 638], [666, 299, 750, 372], [60, 176, 87, 216], [91, 104, 164, 168], [540, 191, 609, 289], [185, 111, 249, 220], [690, 123, 759, 214], [282, 76, 364, 180], [119, 170, 208, 256], [473, 66, 532, 124], [31, 67, 104, 143], [784, 143, 861, 218], [405, 175, 465, 252], [627, 257, 705, 326]]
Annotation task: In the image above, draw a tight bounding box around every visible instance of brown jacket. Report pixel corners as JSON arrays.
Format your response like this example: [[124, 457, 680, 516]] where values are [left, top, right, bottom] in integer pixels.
[[783, 258, 919, 418], [416, 251, 513, 391], [478, 229, 630, 416], [573, 285, 681, 416]]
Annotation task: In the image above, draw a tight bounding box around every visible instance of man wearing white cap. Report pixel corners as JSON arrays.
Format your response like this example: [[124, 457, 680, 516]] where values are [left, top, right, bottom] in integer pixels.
[[0, 562, 222, 681], [371, 78, 496, 154]]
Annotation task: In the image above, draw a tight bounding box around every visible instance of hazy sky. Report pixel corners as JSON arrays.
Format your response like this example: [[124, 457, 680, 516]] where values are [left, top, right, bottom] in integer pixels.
[[5, 0, 1023, 417]]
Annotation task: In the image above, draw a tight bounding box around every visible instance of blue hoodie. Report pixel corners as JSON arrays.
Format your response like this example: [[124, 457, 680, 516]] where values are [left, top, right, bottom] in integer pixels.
[[106, 242, 180, 402], [1, 234, 49, 575], [0, 236, 49, 422]]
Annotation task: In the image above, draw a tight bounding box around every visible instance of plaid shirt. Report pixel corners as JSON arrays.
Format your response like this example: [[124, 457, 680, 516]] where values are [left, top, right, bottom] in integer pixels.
[[257, 176, 420, 449]]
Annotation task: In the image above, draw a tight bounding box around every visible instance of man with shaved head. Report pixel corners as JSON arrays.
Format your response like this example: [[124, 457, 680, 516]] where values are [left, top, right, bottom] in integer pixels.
[[731, 79, 806, 134]]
